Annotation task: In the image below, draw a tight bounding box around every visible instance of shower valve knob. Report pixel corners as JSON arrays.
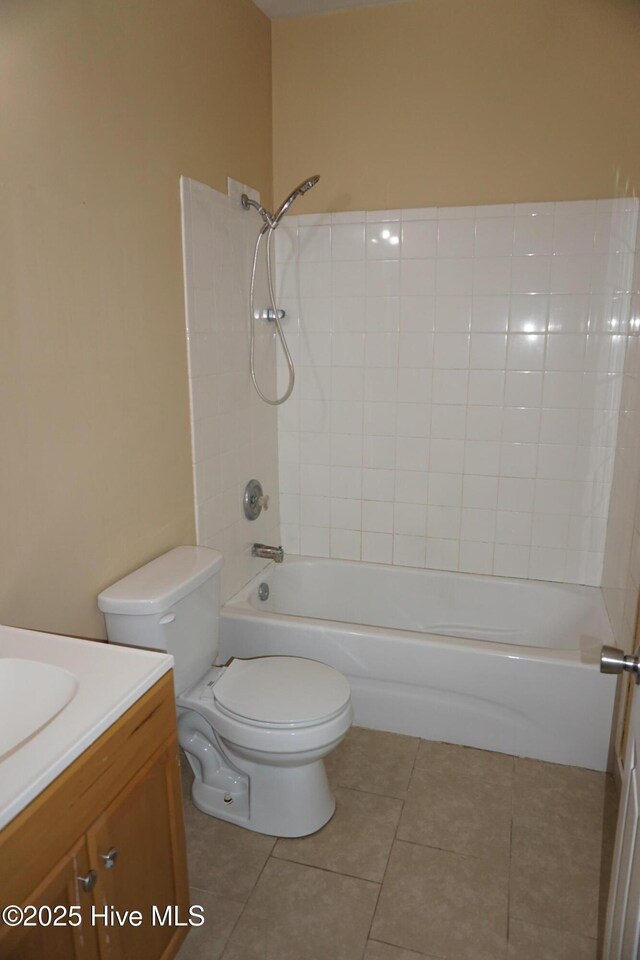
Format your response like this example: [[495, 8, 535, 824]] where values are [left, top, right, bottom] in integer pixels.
[[244, 479, 269, 520]]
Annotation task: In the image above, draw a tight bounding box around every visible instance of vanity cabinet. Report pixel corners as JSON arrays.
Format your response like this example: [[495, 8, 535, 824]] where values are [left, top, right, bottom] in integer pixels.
[[0, 673, 189, 960], [1, 837, 98, 960]]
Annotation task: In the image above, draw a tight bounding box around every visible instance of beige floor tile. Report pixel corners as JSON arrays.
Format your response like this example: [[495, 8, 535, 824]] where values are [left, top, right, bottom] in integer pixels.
[[183, 801, 275, 901], [415, 740, 515, 786], [273, 786, 402, 881], [364, 941, 434, 959], [598, 781, 618, 931], [371, 840, 509, 960], [175, 889, 243, 960], [510, 820, 602, 939], [180, 750, 195, 799], [222, 858, 379, 960], [513, 757, 609, 837], [325, 726, 420, 799], [507, 919, 598, 959], [397, 764, 512, 860]]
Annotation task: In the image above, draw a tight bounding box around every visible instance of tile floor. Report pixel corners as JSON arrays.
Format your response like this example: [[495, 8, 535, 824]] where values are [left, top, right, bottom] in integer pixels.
[[176, 726, 617, 960]]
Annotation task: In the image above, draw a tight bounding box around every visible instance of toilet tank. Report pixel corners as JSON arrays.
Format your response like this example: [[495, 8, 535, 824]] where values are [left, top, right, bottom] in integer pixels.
[[97, 546, 223, 695]]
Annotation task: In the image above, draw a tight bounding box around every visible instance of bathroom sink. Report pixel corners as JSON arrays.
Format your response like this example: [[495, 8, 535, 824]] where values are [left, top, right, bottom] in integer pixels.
[[0, 625, 172, 830], [0, 658, 79, 761]]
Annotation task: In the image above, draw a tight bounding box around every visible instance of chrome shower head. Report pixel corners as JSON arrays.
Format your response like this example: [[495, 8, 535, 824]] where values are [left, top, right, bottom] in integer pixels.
[[272, 175, 320, 226], [242, 175, 321, 231]]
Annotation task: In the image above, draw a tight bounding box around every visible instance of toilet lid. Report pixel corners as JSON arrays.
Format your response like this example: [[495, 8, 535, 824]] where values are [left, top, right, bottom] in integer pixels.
[[213, 657, 351, 726]]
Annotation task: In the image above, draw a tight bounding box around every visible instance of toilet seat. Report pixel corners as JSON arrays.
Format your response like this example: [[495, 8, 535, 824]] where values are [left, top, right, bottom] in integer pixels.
[[213, 656, 351, 727], [178, 657, 353, 757]]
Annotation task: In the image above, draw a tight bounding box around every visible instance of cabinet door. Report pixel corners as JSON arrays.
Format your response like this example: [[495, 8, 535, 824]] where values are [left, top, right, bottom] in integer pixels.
[[0, 836, 99, 960], [88, 738, 189, 960]]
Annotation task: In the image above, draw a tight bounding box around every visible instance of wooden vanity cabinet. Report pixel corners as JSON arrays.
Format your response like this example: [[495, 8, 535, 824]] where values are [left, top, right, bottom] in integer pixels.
[[1, 837, 98, 960], [0, 673, 189, 960]]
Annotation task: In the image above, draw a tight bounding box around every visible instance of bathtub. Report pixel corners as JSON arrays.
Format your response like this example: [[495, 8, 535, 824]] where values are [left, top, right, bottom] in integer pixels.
[[219, 557, 617, 771]]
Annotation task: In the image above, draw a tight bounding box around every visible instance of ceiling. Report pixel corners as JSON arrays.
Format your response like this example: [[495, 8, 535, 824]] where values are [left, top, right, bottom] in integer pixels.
[[253, 0, 407, 19]]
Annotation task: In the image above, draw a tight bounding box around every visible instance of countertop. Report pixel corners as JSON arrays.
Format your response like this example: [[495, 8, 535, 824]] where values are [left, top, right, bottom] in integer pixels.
[[0, 624, 173, 830]]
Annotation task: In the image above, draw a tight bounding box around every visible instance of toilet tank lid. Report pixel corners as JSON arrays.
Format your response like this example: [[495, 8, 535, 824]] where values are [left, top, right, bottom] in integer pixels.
[[97, 546, 223, 615]]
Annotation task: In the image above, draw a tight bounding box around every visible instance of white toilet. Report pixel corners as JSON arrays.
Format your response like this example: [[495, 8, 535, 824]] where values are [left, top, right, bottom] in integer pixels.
[[97, 546, 352, 837]]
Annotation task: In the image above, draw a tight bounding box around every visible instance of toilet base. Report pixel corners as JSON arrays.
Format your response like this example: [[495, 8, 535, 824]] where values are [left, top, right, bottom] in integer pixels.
[[190, 752, 336, 837]]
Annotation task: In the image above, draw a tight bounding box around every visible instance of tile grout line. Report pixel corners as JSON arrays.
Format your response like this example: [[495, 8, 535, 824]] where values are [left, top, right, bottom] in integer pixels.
[[217, 837, 278, 960], [360, 738, 421, 953], [505, 780, 514, 950]]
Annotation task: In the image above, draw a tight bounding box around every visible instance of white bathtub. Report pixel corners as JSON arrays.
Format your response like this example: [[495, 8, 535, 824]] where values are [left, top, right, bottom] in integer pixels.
[[220, 557, 617, 771]]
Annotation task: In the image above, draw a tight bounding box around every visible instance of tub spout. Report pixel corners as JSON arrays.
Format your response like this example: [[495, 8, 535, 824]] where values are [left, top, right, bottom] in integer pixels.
[[252, 543, 284, 563]]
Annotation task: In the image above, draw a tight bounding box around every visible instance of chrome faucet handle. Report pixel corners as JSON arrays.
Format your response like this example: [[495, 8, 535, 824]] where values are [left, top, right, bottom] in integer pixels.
[[244, 479, 269, 520]]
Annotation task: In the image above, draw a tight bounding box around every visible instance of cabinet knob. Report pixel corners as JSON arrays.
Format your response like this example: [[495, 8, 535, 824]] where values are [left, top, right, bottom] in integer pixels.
[[100, 847, 118, 870], [77, 870, 97, 892]]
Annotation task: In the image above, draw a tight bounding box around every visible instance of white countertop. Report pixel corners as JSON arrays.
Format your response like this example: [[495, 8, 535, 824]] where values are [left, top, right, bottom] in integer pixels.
[[0, 624, 173, 831]]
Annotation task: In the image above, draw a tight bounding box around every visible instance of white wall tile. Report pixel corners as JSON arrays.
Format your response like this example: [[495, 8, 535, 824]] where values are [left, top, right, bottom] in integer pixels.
[[475, 218, 514, 257], [362, 531, 393, 563], [496, 510, 532, 545], [331, 528, 361, 560], [427, 505, 462, 539], [276, 196, 634, 586], [509, 295, 549, 333], [331, 497, 361, 530], [402, 221, 438, 259], [394, 502, 427, 536], [301, 525, 331, 557], [426, 538, 459, 571], [438, 220, 476, 258], [493, 543, 530, 578], [470, 334, 508, 369], [401, 260, 437, 296], [435, 296, 472, 332], [471, 295, 510, 332], [367, 260, 401, 297], [429, 472, 463, 507], [362, 499, 394, 533], [298, 225, 331, 261], [331, 223, 365, 261], [437, 258, 474, 295], [393, 535, 427, 567], [367, 222, 401, 259], [459, 541, 494, 574]]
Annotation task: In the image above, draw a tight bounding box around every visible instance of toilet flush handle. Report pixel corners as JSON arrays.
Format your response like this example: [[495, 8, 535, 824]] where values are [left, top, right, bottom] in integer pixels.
[[159, 613, 176, 626]]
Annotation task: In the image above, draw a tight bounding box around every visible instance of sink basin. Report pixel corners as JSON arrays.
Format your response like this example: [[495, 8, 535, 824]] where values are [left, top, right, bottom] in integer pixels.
[[0, 658, 79, 761], [0, 625, 172, 829]]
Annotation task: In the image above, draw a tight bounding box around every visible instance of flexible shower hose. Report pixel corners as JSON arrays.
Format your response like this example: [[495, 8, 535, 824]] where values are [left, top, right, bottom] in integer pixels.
[[249, 224, 295, 405]]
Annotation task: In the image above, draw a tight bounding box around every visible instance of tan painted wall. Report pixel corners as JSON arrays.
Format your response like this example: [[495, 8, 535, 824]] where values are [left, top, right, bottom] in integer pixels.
[[0, 0, 272, 638], [272, 0, 640, 213]]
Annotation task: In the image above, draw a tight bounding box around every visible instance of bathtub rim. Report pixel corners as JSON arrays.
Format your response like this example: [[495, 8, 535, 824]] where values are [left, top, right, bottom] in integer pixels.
[[222, 556, 613, 669]]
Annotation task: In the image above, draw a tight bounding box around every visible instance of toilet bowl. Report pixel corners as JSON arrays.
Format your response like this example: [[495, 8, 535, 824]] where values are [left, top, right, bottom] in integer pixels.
[[97, 546, 352, 837]]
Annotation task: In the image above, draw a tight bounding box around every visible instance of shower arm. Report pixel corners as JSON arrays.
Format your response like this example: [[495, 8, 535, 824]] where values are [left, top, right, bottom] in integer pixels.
[[241, 194, 276, 229]]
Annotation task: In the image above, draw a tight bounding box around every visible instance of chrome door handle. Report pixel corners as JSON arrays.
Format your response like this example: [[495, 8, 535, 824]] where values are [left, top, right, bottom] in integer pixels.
[[600, 645, 640, 683], [100, 847, 118, 869]]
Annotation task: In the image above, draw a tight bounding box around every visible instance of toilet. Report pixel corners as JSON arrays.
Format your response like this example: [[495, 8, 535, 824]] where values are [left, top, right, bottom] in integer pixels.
[[97, 546, 352, 837]]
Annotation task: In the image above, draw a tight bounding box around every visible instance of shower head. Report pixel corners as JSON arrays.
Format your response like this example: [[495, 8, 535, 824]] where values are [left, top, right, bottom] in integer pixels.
[[272, 175, 320, 226], [241, 175, 320, 231]]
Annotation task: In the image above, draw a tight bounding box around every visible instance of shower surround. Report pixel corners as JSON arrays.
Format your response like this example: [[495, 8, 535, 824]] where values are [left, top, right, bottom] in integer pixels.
[[181, 177, 281, 601], [275, 197, 639, 586]]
